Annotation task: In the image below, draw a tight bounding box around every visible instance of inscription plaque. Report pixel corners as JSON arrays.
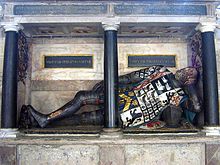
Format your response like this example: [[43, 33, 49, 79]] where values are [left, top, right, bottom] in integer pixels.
[[44, 55, 93, 68], [14, 5, 107, 15], [114, 5, 207, 15], [128, 55, 176, 67]]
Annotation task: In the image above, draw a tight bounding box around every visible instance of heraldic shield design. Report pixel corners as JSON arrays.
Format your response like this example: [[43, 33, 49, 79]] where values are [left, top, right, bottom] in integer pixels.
[[119, 67, 187, 128]]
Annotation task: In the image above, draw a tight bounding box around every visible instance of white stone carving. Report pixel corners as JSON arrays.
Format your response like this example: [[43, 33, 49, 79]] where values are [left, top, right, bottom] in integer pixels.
[[102, 19, 120, 31], [202, 126, 220, 136], [196, 22, 216, 33], [1, 22, 23, 32], [0, 128, 19, 138]]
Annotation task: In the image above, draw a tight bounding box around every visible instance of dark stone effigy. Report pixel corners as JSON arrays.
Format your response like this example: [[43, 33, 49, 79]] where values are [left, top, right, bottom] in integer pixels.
[[19, 66, 202, 133]]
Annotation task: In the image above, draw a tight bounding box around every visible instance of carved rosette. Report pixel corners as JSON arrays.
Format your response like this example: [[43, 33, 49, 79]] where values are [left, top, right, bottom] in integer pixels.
[[18, 31, 29, 84]]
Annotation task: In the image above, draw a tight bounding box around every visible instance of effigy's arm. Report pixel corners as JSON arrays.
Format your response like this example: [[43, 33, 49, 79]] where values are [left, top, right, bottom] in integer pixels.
[[92, 70, 144, 92], [92, 66, 166, 92]]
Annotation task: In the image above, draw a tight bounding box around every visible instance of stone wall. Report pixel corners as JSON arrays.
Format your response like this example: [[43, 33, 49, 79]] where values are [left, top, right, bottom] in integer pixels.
[[1, 135, 220, 165]]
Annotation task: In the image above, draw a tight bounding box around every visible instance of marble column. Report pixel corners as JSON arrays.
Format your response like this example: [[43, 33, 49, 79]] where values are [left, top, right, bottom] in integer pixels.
[[1, 23, 20, 128], [102, 22, 119, 128], [198, 23, 219, 127]]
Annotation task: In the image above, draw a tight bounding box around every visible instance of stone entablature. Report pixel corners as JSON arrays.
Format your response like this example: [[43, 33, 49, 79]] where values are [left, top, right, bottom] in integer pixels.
[[0, 1, 219, 24]]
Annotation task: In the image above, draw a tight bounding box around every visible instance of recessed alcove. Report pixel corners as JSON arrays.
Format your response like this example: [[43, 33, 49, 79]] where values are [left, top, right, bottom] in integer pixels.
[[17, 22, 202, 132]]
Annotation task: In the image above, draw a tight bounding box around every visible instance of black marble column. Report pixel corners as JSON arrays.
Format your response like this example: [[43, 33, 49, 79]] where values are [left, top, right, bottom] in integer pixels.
[[201, 28, 219, 126], [103, 24, 119, 128], [1, 25, 19, 128]]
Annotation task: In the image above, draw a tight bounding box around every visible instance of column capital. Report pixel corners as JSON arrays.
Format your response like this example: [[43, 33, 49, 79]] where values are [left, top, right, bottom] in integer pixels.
[[102, 20, 120, 31], [196, 20, 217, 33], [1, 22, 23, 32]]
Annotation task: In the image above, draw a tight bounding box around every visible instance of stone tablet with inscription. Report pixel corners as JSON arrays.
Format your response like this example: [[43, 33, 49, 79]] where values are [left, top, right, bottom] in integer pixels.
[[128, 55, 176, 67], [114, 4, 207, 15], [14, 5, 107, 15], [44, 55, 93, 68]]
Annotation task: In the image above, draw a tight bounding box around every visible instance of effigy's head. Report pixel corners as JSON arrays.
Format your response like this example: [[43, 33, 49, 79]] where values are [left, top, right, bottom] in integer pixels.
[[175, 67, 201, 113], [175, 67, 199, 86]]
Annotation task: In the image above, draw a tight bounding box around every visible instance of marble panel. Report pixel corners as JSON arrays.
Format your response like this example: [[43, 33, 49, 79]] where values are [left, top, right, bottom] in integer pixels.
[[118, 43, 188, 75], [99, 145, 125, 165], [18, 145, 99, 165], [0, 146, 17, 165], [125, 143, 205, 165], [31, 43, 104, 80], [31, 80, 99, 91], [206, 143, 220, 165], [31, 91, 77, 113]]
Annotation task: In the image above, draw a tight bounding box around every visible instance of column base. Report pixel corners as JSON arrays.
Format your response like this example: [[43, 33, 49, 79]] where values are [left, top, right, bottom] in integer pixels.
[[100, 128, 123, 139], [0, 128, 19, 138], [202, 126, 220, 136]]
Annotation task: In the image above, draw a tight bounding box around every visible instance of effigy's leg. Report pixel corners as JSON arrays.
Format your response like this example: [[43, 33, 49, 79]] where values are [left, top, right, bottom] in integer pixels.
[[19, 91, 104, 128], [45, 109, 104, 127]]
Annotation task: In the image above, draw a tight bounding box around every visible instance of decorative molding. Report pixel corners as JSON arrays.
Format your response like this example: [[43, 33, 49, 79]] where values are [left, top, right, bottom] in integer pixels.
[[202, 126, 220, 136], [0, 129, 19, 138]]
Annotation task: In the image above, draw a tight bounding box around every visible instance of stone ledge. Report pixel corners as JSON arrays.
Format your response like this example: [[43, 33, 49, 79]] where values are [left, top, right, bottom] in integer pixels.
[[0, 133, 220, 145]]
